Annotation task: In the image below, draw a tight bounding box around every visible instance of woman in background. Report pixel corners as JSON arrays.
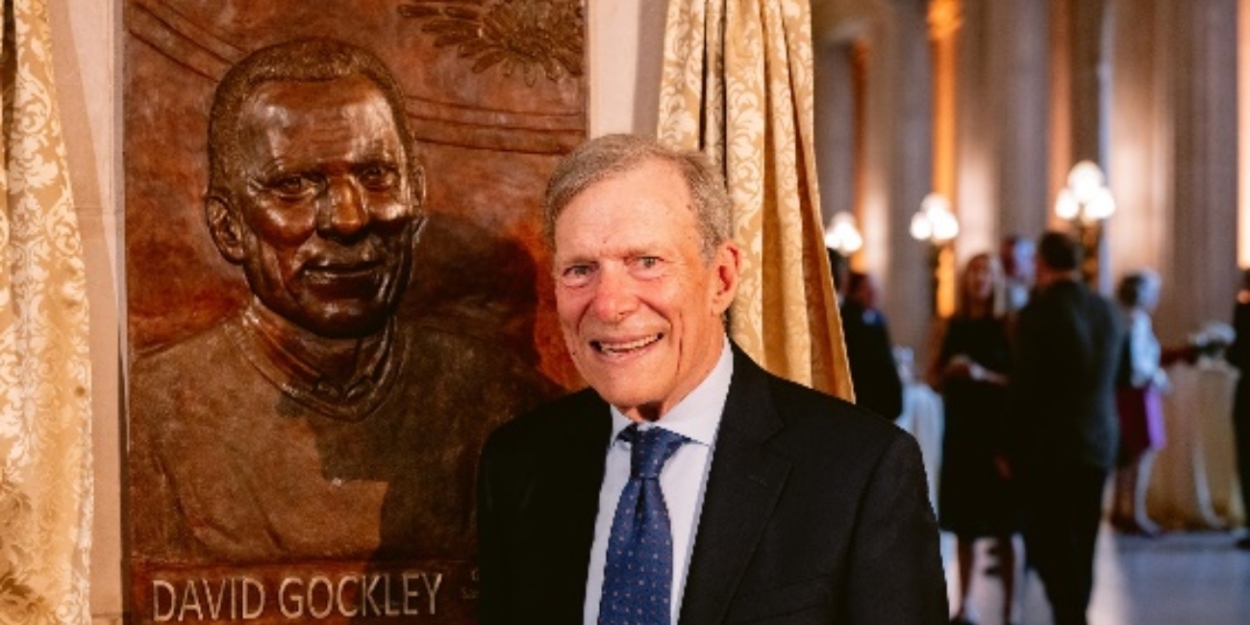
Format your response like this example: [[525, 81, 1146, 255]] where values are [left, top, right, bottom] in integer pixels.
[[1111, 271, 1167, 536], [930, 252, 1019, 625]]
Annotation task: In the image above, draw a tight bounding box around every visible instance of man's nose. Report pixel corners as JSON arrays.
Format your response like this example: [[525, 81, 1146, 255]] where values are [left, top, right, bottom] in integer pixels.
[[589, 265, 638, 322], [317, 177, 369, 238]]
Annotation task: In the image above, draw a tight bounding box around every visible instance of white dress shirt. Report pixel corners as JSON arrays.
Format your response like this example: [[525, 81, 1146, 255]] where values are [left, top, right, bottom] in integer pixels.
[[583, 338, 733, 625]]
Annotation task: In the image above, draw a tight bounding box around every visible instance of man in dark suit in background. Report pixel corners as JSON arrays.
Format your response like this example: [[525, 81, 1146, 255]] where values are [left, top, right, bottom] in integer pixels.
[[840, 270, 905, 421], [476, 134, 947, 625], [1012, 231, 1125, 625], [1226, 268, 1250, 551]]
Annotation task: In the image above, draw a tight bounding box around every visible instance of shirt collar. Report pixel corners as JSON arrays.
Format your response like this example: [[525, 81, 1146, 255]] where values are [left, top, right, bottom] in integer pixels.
[[609, 337, 733, 447]]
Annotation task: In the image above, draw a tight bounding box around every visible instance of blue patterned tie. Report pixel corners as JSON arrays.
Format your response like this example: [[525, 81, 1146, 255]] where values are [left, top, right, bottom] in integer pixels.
[[599, 424, 689, 625]]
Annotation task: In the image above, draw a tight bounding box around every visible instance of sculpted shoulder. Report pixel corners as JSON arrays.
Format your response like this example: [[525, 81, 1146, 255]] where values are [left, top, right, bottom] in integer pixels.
[[402, 324, 564, 416]]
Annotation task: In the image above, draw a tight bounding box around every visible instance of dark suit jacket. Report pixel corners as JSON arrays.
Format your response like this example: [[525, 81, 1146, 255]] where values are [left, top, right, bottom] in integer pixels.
[[1228, 300, 1250, 419], [477, 345, 947, 625], [1012, 279, 1126, 469], [839, 302, 904, 421]]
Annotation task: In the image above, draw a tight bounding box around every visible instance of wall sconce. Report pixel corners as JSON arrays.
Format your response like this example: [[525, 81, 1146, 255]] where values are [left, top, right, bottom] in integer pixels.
[[910, 193, 960, 244], [1054, 160, 1115, 287], [911, 193, 959, 317], [1055, 160, 1116, 223], [824, 211, 864, 256], [824, 211, 862, 297]]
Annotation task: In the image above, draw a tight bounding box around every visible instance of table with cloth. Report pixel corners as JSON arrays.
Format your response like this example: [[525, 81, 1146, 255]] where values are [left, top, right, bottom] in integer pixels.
[[1147, 359, 1245, 529], [897, 382, 945, 509]]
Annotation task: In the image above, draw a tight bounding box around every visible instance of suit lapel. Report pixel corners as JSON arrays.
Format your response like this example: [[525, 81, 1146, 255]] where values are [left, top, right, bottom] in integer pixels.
[[678, 349, 792, 625], [532, 391, 612, 622]]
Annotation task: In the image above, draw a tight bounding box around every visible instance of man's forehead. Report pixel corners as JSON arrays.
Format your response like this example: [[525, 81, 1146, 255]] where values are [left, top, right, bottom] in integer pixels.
[[241, 75, 394, 125], [236, 79, 404, 157]]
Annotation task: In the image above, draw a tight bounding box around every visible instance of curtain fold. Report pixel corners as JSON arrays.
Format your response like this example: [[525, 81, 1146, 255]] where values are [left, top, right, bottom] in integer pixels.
[[0, 0, 93, 623], [658, 0, 853, 401]]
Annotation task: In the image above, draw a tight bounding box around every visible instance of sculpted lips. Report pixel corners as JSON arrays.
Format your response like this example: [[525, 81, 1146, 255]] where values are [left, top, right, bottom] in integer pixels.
[[591, 334, 662, 357], [300, 256, 390, 297], [306, 260, 382, 279], [302, 250, 387, 279]]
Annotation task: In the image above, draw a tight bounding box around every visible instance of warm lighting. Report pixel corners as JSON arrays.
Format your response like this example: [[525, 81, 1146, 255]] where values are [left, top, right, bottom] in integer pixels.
[[911, 193, 959, 318], [824, 211, 864, 255], [1056, 161, 1115, 290], [911, 193, 960, 243], [1055, 160, 1116, 223]]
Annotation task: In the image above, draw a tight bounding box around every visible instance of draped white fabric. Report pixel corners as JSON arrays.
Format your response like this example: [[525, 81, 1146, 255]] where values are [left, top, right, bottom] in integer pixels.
[[0, 0, 93, 622]]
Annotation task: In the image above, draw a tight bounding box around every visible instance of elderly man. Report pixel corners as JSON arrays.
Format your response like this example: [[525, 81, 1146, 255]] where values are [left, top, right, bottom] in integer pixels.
[[476, 134, 947, 625], [129, 38, 553, 566]]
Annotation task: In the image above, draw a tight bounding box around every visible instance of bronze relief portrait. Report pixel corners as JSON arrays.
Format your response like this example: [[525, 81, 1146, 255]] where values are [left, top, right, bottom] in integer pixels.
[[124, 2, 584, 623]]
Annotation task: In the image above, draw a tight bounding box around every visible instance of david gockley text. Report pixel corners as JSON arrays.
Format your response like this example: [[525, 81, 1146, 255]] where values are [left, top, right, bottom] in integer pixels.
[[150, 571, 443, 621]]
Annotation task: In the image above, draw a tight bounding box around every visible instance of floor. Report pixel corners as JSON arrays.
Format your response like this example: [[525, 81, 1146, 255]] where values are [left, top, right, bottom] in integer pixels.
[[943, 528, 1250, 625]]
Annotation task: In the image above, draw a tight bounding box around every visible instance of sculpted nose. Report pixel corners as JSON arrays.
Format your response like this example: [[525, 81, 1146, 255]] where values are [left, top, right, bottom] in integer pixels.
[[589, 265, 637, 322], [318, 178, 369, 238]]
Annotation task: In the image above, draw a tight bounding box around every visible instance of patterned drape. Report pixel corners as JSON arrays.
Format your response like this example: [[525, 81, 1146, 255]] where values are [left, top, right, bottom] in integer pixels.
[[0, 0, 93, 623], [657, 0, 853, 400]]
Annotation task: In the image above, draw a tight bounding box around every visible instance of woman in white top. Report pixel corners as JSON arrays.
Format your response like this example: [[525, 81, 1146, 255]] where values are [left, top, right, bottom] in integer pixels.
[[1112, 271, 1168, 536]]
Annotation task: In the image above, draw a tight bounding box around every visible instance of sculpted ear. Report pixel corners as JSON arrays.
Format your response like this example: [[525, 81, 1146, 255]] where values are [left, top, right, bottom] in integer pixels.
[[410, 162, 427, 209], [205, 196, 247, 264]]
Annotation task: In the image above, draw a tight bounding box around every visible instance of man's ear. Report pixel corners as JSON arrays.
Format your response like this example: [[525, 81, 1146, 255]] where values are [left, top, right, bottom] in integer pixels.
[[205, 196, 247, 264], [710, 241, 742, 315]]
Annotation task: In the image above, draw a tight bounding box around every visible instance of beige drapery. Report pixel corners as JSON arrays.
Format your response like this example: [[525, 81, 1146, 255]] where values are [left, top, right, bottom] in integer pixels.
[[0, 0, 93, 623], [657, 0, 853, 400]]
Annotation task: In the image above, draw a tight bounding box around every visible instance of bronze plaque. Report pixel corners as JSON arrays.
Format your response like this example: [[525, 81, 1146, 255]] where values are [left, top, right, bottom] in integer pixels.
[[124, 2, 585, 622]]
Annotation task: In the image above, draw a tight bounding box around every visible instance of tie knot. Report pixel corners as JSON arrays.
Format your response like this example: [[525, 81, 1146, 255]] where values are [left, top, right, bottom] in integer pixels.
[[619, 424, 688, 480]]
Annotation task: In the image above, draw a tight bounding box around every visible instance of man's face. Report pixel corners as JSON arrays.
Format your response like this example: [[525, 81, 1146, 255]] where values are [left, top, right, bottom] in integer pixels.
[[850, 275, 877, 310], [217, 75, 419, 338], [552, 159, 739, 422]]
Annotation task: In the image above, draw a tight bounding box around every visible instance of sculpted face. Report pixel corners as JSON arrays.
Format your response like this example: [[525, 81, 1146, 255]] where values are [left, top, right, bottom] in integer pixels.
[[209, 75, 420, 338], [552, 159, 740, 422]]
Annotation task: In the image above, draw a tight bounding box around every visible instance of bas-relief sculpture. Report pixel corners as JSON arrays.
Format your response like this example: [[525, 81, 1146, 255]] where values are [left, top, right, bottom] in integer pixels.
[[124, 2, 585, 623]]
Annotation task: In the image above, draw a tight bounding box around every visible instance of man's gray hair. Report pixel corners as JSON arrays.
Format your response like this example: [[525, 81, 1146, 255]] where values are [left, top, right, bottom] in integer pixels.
[[542, 134, 732, 262]]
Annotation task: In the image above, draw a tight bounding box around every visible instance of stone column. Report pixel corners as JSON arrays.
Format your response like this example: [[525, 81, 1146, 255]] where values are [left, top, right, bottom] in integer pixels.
[[863, 0, 934, 366], [990, 0, 1050, 243], [1050, 0, 1114, 293], [1107, 0, 1169, 285], [1156, 0, 1239, 343], [950, 0, 1049, 264], [928, 0, 961, 318], [814, 39, 856, 228]]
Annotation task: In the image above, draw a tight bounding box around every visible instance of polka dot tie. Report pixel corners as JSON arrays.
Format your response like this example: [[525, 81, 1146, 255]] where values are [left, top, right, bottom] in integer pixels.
[[598, 424, 688, 625]]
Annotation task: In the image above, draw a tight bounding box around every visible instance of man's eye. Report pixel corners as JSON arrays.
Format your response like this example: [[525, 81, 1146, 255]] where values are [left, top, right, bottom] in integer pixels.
[[631, 256, 663, 276], [268, 174, 320, 199], [358, 164, 399, 191], [560, 264, 594, 287]]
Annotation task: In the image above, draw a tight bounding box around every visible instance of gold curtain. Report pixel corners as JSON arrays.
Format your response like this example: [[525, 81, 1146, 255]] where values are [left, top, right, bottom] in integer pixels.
[[0, 0, 93, 623], [657, 0, 853, 400]]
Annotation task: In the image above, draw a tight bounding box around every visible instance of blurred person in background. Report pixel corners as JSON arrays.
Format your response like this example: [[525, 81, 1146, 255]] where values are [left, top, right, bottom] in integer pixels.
[[1227, 269, 1250, 551], [1011, 231, 1125, 625], [999, 234, 1036, 315], [842, 271, 904, 421], [929, 252, 1020, 625], [1110, 271, 1168, 537]]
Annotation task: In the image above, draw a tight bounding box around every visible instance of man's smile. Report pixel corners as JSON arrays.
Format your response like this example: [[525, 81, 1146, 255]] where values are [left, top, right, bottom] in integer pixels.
[[591, 333, 663, 357]]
